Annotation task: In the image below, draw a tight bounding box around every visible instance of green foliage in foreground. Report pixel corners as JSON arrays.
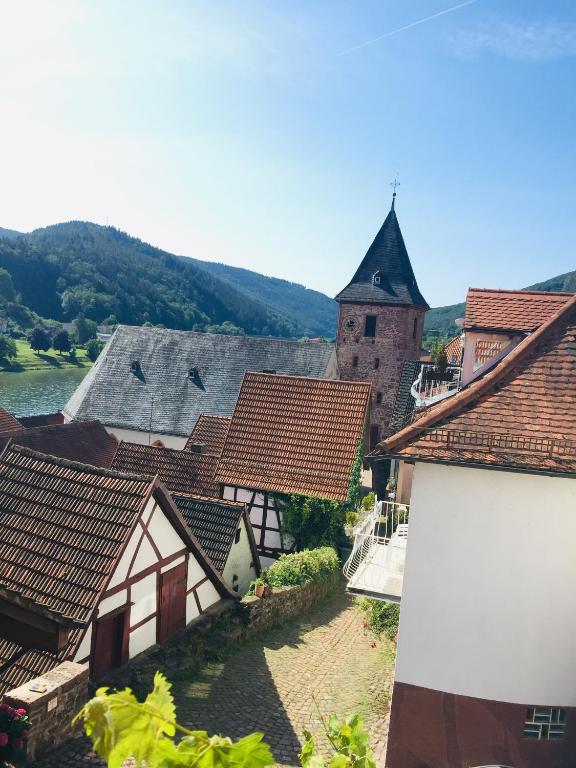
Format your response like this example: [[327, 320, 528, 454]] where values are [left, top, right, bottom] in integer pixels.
[[282, 494, 347, 550], [263, 547, 340, 589], [357, 598, 400, 641], [301, 714, 376, 768], [75, 671, 375, 768]]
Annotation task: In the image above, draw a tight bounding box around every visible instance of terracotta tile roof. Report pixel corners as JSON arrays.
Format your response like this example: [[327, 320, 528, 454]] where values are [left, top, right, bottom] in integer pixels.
[[172, 495, 249, 574], [0, 420, 118, 468], [0, 445, 152, 693], [215, 373, 371, 501], [185, 415, 231, 456], [463, 288, 573, 332], [0, 406, 23, 435], [111, 442, 220, 498], [444, 334, 463, 366], [379, 295, 576, 475]]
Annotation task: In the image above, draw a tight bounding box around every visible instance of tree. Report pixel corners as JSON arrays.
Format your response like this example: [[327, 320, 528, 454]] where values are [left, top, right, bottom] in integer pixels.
[[430, 340, 448, 375], [0, 267, 16, 302], [28, 326, 51, 353], [74, 314, 98, 345], [0, 334, 17, 360], [52, 329, 71, 355], [85, 337, 104, 362]]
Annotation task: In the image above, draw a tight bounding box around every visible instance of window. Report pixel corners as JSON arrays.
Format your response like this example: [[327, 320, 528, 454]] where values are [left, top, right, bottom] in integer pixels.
[[352, 355, 359, 367], [364, 315, 377, 337], [376, 392, 382, 405], [412, 317, 418, 339], [232, 574, 239, 592], [374, 357, 380, 370], [524, 707, 565, 740], [234, 528, 241, 544], [372, 271, 381, 285]]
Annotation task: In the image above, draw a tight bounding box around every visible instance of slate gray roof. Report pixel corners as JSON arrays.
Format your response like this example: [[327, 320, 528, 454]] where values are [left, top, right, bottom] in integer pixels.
[[389, 360, 422, 432], [335, 205, 428, 308], [173, 495, 253, 574], [64, 326, 336, 437]]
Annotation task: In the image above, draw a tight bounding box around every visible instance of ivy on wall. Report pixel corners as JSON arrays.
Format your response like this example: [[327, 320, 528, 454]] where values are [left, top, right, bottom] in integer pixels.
[[279, 440, 365, 550]]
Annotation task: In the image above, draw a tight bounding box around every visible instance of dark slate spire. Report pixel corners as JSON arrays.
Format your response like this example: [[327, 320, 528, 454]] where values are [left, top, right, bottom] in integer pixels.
[[335, 201, 429, 308]]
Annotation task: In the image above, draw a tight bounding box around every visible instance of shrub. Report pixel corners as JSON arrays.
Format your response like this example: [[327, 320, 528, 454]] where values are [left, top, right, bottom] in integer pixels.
[[357, 598, 400, 641], [0, 702, 29, 763], [265, 547, 340, 588], [361, 491, 376, 512], [0, 334, 17, 360], [85, 337, 104, 362]]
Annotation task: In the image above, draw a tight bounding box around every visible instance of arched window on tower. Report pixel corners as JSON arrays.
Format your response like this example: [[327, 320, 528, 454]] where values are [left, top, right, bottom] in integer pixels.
[[372, 270, 381, 285]]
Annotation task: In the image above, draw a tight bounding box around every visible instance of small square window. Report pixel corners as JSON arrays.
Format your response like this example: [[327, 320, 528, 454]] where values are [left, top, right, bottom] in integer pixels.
[[374, 357, 380, 370], [376, 392, 382, 405], [364, 316, 377, 337], [235, 528, 241, 544], [352, 355, 359, 367]]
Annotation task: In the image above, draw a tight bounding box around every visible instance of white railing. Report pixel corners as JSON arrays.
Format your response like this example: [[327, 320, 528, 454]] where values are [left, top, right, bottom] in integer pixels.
[[342, 501, 410, 578], [411, 364, 462, 408]]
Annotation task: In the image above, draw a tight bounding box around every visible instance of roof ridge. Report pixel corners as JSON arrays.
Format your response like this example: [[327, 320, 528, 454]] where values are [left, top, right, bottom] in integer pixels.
[[467, 287, 575, 297], [118, 440, 217, 459], [4, 443, 152, 483], [172, 492, 244, 508], [243, 370, 371, 389], [117, 324, 335, 346], [380, 292, 576, 454]]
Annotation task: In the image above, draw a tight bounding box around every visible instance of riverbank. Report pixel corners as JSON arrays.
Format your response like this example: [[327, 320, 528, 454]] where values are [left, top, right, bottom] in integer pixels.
[[0, 340, 93, 372]]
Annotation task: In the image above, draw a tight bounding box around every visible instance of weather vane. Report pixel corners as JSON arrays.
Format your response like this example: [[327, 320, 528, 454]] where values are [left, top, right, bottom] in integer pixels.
[[390, 176, 400, 209]]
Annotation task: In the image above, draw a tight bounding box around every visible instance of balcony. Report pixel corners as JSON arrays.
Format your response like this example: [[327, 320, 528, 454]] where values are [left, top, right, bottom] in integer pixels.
[[343, 501, 409, 603], [411, 364, 462, 408]]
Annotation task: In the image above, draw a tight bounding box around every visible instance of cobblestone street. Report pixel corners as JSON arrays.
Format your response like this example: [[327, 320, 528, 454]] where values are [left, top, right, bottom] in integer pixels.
[[34, 589, 394, 767]]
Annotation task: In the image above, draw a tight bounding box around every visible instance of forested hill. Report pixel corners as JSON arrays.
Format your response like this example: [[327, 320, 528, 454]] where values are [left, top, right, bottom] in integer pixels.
[[0, 221, 337, 338], [425, 269, 576, 336]]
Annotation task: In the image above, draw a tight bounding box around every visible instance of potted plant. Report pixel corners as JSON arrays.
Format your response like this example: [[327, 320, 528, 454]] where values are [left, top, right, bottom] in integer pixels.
[[250, 577, 271, 598], [344, 509, 360, 538]]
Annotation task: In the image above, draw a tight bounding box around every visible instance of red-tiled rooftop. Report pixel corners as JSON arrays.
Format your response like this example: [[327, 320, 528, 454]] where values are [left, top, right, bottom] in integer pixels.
[[379, 294, 576, 475], [444, 334, 463, 366], [185, 414, 231, 456], [0, 406, 22, 435], [215, 372, 371, 501], [112, 441, 220, 498], [0, 420, 118, 468], [463, 288, 573, 332]]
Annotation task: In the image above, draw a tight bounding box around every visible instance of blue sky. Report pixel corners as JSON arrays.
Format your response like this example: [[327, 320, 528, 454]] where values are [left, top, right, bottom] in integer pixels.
[[1, 0, 575, 307]]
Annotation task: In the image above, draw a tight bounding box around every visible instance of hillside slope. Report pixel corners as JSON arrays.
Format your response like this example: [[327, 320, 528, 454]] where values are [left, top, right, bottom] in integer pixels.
[[0, 221, 336, 338], [191, 259, 337, 339], [425, 270, 576, 335]]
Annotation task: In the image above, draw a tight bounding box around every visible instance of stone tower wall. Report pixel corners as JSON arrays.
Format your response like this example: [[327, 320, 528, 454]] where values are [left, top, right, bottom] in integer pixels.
[[336, 302, 425, 441]]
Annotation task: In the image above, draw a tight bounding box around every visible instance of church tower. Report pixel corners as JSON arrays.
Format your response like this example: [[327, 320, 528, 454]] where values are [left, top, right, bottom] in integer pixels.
[[335, 194, 428, 447]]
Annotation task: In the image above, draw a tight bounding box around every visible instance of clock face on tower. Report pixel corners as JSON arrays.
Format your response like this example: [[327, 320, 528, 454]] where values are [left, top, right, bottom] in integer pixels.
[[344, 316, 358, 333]]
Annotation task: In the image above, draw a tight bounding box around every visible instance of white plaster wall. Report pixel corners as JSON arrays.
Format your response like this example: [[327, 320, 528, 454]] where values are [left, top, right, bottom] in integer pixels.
[[130, 618, 157, 658], [130, 572, 157, 626], [222, 518, 258, 593], [187, 553, 207, 588], [131, 535, 156, 575], [74, 624, 92, 662], [106, 426, 187, 450], [395, 462, 576, 706], [98, 589, 128, 617], [107, 527, 140, 589], [196, 579, 221, 612], [147, 505, 187, 559], [186, 592, 201, 624]]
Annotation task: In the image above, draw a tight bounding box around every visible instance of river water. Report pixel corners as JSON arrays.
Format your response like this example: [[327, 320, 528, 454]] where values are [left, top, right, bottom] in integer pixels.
[[0, 367, 89, 418]]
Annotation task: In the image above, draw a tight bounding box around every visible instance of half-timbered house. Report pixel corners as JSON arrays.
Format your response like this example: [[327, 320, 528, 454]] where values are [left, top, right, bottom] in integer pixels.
[[0, 445, 234, 694], [214, 372, 371, 565]]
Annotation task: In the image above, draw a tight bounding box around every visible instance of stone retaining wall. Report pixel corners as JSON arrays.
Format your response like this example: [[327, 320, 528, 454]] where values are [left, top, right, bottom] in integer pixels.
[[2, 661, 89, 761], [241, 574, 340, 631]]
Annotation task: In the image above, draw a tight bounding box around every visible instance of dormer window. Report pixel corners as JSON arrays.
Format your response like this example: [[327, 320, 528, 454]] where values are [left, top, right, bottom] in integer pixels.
[[188, 366, 199, 381], [372, 271, 381, 285], [130, 360, 141, 375]]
